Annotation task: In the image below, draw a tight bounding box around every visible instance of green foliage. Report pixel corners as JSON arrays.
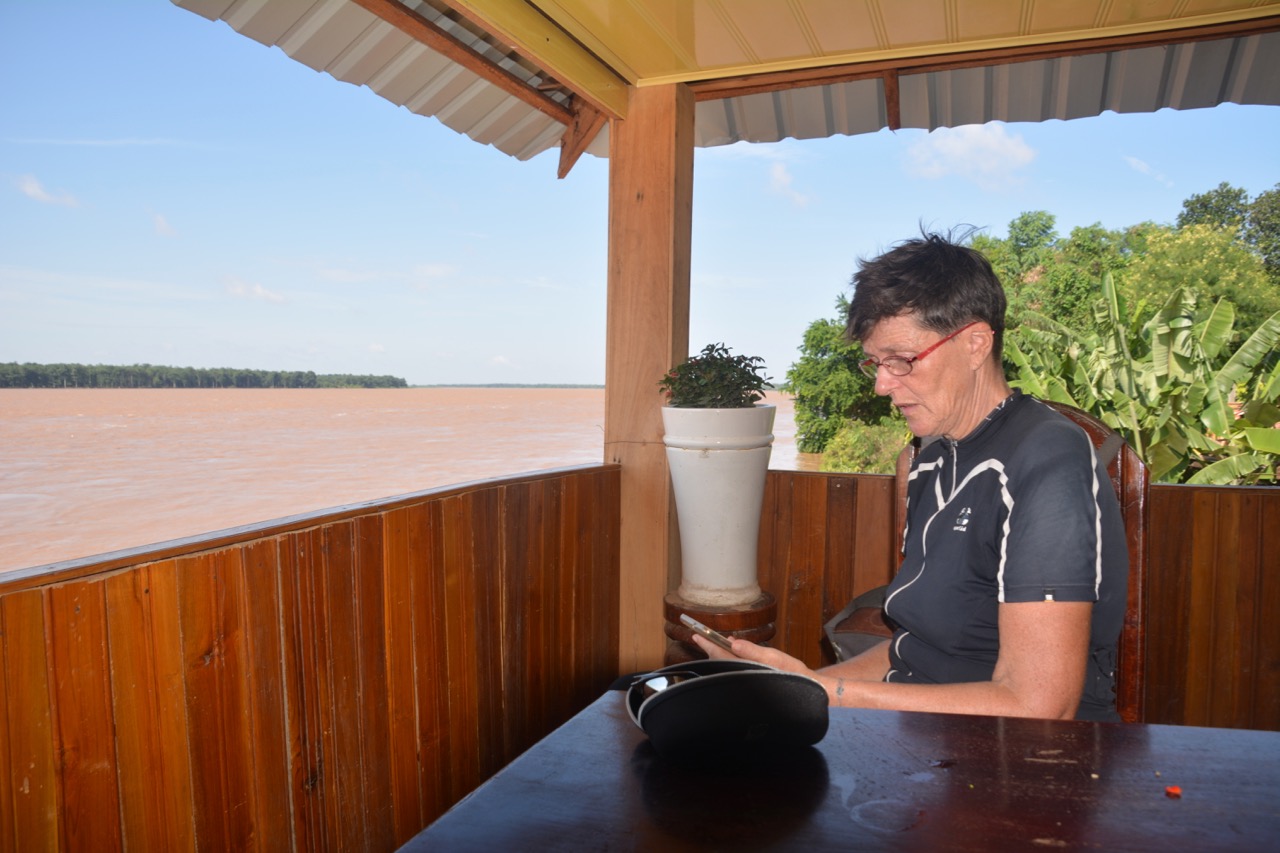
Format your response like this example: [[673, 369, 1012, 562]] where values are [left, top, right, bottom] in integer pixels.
[[658, 343, 771, 408], [1006, 210, 1058, 275], [0, 363, 408, 389], [1244, 183, 1280, 282], [1177, 181, 1280, 284], [1007, 274, 1280, 484], [1177, 181, 1250, 231], [819, 420, 910, 475], [975, 214, 1135, 333], [784, 297, 891, 452], [1121, 223, 1280, 332]]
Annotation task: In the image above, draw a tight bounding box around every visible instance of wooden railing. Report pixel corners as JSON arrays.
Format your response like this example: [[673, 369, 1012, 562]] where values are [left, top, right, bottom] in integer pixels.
[[2, 465, 1274, 851], [0, 465, 621, 852]]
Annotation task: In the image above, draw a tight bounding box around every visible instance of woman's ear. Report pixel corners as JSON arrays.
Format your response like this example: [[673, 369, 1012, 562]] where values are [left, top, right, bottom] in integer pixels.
[[966, 324, 994, 368]]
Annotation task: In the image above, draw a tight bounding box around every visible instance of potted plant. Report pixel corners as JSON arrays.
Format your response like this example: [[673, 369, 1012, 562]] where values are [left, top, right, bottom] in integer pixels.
[[659, 343, 775, 608]]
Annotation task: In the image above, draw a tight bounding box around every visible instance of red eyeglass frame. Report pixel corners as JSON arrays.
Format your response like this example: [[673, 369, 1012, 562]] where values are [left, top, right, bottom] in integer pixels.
[[858, 321, 980, 378]]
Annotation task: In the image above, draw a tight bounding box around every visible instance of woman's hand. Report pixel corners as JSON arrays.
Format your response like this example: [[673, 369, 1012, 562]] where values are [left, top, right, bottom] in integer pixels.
[[689, 634, 816, 678], [691, 634, 893, 707]]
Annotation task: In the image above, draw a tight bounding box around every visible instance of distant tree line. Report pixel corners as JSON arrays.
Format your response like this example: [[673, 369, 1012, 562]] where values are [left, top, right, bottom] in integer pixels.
[[0, 363, 407, 389]]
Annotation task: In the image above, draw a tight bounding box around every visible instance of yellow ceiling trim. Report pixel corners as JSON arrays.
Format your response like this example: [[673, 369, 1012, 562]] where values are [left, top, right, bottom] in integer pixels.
[[528, 0, 643, 82], [631, 7, 1280, 88], [444, 0, 630, 119]]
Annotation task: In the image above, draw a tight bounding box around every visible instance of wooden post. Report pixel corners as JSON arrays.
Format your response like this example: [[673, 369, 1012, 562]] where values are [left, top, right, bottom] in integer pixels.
[[605, 83, 694, 673]]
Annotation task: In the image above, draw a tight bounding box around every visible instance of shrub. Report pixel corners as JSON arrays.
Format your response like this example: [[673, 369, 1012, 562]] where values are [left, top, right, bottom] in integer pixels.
[[819, 421, 909, 474]]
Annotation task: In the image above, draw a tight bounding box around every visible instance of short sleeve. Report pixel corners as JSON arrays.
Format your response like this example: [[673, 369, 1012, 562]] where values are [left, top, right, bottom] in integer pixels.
[[999, 421, 1102, 604]]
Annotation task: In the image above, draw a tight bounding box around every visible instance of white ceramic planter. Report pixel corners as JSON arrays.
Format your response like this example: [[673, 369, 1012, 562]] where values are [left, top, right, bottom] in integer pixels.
[[662, 404, 776, 607]]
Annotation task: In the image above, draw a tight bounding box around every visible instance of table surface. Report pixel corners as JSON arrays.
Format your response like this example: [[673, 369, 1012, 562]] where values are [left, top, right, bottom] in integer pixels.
[[402, 691, 1280, 852]]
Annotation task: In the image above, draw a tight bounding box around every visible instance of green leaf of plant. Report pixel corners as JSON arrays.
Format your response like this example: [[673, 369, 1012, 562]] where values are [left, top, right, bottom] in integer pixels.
[[1241, 401, 1280, 425], [1215, 310, 1280, 389], [1147, 443, 1183, 482], [1201, 380, 1234, 438], [1196, 297, 1235, 361], [1186, 453, 1266, 485], [1243, 428, 1280, 454]]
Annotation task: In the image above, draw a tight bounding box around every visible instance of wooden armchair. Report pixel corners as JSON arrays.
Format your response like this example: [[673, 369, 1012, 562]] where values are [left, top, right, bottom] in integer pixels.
[[827, 401, 1150, 723]]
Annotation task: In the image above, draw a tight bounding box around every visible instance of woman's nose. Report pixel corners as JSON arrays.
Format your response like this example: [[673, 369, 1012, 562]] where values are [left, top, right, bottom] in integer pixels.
[[874, 367, 897, 396]]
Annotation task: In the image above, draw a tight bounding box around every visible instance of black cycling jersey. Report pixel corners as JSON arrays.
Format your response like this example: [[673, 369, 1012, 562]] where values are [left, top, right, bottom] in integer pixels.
[[882, 390, 1128, 721]]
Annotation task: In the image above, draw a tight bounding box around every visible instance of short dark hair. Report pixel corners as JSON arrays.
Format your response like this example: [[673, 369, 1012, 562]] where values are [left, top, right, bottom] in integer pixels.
[[844, 231, 1006, 361]]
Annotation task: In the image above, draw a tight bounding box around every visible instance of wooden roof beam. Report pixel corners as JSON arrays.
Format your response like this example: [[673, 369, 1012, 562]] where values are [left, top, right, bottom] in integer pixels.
[[440, 0, 630, 120], [558, 98, 606, 179], [350, 0, 574, 127]]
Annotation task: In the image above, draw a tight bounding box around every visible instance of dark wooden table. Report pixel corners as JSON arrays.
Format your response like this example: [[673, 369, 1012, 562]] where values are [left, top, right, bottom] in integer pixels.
[[401, 691, 1280, 851]]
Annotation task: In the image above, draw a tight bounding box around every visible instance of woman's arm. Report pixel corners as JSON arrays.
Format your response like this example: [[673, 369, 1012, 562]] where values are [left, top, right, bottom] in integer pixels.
[[692, 600, 1091, 720]]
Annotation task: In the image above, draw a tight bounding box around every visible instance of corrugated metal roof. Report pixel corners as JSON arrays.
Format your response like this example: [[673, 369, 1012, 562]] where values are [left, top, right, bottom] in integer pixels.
[[171, 0, 1280, 166], [174, 0, 574, 159], [695, 31, 1280, 148]]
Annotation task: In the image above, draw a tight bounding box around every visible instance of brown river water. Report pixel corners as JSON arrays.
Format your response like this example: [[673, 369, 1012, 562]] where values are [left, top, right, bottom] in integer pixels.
[[0, 388, 812, 572]]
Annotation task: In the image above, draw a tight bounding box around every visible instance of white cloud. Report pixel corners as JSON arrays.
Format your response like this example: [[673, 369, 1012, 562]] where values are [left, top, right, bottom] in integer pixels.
[[368, 343, 386, 353], [904, 124, 1035, 191], [16, 175, 79, 207], [769, 162, 813, 207], [153, 213, 176, 237], [490, 355, 514, 367], [224, 275, 285, 304], [1123, 155, 1173, 187]]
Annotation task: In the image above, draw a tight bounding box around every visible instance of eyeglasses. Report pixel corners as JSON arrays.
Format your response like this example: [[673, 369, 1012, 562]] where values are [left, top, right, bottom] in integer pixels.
[[858, 321, 979, 379]]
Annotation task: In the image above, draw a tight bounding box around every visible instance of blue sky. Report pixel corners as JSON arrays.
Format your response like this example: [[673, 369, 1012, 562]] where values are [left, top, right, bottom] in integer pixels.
[[2, 2, 1278, 386]]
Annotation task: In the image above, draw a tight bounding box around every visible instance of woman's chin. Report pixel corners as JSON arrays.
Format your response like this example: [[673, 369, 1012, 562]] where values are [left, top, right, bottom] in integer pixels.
[[898, 407, 928, 435]]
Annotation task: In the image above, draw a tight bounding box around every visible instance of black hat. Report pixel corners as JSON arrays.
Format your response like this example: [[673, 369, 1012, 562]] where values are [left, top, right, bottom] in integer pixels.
[[626, 659, 828, 763]]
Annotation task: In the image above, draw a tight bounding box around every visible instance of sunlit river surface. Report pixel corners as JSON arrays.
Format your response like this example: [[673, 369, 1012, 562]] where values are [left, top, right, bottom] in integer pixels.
[[0, 388, 815, 572]]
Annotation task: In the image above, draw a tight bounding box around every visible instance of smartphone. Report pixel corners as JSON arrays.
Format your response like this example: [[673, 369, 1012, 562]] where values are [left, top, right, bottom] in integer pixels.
[[680, 613, 735, 652]]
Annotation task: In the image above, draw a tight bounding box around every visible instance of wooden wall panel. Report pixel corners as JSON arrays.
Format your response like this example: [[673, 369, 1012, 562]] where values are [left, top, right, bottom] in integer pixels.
[[176, 550, 256, 851], [1146, 485, 1280, 731], [104, 566, 194, 852], [1144, 484, 1193, 723], [0, 590, 57, 852], [321, 521, 368, 850], [354, 515, 394, 852], [276, 527, 327, 849], [47, 581, 121, 852], [238, 539, 293, 847], [410, 500, 452, 824], [381, 504, 422, 844], [759, 472, 898, 668], [439, 493, 484, 799], [500, 479, 547, 761], [851, 475, 896, 592], [1251, 490, 1280, 725]]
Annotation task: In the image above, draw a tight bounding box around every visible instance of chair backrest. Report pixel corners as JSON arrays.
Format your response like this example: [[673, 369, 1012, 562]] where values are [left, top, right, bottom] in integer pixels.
[[893, 400, 1149, 723]]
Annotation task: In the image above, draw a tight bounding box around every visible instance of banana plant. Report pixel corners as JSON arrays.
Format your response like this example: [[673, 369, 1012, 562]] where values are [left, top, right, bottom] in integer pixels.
[[1007, 273, 1280, 484]]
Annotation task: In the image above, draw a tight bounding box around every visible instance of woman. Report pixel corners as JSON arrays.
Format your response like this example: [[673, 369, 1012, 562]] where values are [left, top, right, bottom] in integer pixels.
[[695, 233, 1128, 722]]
